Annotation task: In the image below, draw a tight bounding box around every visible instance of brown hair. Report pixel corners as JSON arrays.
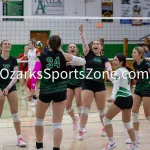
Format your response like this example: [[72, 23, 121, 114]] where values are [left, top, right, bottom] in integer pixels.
[[134, 46, 145, 58], [49, 35, 61, 51], [29, 38, 37, 47]]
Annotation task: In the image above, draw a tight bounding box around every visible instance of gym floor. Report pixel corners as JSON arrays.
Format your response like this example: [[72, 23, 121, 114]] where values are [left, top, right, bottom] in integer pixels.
[[0, 83, 149, 150]]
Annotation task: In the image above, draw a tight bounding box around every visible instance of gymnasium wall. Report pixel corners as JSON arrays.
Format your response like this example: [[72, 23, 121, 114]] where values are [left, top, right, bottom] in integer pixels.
[[0, 0, 149, 58]]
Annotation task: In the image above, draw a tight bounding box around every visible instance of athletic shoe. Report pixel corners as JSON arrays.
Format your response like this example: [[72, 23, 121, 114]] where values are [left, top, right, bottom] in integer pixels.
[[30, 99, 37, 107], [77, 131, 84, 140], [102, 142, 117, 150], [36, 148, 43, 150], [101, 128, 107, 137], [17, 137, 26, 147], [125, 138, 140, 144], [73, 116, 79, 130], [128, 144, 139, 150]]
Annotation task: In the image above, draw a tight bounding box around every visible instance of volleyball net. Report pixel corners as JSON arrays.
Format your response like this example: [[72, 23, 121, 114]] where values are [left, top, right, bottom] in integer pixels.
[[0, 16, 150, 64]]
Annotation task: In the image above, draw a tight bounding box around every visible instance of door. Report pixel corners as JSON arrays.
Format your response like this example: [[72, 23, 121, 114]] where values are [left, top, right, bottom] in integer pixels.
[[30, 31, 50, 52]]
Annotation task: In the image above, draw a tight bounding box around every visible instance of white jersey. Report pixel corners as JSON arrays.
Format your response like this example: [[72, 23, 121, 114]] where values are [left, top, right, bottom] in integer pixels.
[[109, 67, 131, 100], [28, 48, 38, 71]]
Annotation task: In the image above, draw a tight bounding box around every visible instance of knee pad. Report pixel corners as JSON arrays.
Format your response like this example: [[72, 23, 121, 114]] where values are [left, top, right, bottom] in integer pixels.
[[35, 118, 44, 126], [99, 109, 106, 116], [78, 107, 82, 114], [123, 121, 133, 130], [53, 123, 62, 130], [12, 113, 20, 122], [146, 116, 150, 122], [66, 108, 73, 113], [103, 117, 111, 126], [132, 113, 139, 122], [81, 107, 90, 115]]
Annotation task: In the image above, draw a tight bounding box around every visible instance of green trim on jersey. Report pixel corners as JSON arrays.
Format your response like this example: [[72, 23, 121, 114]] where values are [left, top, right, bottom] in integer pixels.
[[116, 86, 131, 98]]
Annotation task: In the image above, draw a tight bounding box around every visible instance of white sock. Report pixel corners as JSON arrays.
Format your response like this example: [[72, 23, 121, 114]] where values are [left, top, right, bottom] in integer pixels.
[[135, 130, 139, 139], [17, 135, 22, 139], [108, 137, 114, 144], [79, 127, 84, 132]]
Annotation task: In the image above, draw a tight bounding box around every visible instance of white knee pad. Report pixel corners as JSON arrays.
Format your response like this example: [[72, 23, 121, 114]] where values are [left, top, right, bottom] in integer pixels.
[[103, 117, 111, 126], [66, 108, 73, 113], [81, 107, 90, 115], [12, 113, 20, 122], [132, 113, 139, 122], [146, 116, 150, 122], [78, 107, 82, 114], [99, 109, 106, 116], [53, 123, 62, 130], [123, 121, 133, 130], [35, 118, 44, 126]]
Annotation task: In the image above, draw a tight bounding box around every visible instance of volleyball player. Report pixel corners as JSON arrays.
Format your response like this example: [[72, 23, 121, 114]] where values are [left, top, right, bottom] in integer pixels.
[[0, 40, 26, 147], [102, 54, 139, 150], [77, 24, 112, 140], [27, 39, 40, 107], [17, 45, 28, 103], [66, 43, 83, 130], [28, 35, 86, 150], [126, 47, 150, 144]]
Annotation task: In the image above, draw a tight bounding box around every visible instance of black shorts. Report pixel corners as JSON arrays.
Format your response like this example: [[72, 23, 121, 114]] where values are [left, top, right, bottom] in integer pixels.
[[134, 90, 150, 97], [0, 85, 16, 94], [67, 84, 81, 90], [114, 96, 133, 110], [82, 80, 106, 93], [39, 91, 67, 103]]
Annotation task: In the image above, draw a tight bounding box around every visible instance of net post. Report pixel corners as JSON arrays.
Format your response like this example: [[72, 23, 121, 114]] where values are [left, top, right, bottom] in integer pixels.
[[123, 38, 128, 57]]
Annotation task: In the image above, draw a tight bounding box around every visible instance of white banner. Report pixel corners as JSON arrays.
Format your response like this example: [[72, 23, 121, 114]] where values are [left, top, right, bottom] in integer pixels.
[[120, 0, 131, 24], [32, 0, 64, 15], [143, 0, 150, 25], [130, 0, 143, 26]]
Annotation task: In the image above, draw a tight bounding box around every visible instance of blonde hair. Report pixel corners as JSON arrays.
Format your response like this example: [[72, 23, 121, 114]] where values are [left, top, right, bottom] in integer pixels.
[[0, 40, 8, 55], [134, 46, 145, 58]]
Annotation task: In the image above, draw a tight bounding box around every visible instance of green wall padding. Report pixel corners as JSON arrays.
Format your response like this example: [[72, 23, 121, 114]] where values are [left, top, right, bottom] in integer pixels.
[[10, 44, 137, 59], [10, 45, 25, 58]]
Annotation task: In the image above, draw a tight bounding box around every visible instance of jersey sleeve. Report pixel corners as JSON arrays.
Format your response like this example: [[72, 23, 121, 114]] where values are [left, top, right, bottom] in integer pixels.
[[18, 54, 23, 59], [110, 69, 121, 100]]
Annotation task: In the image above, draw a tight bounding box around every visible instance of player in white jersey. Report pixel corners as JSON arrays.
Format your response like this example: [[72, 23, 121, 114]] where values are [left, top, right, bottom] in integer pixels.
[[102, 54, 139, 150], [27, 39, 40, 107]]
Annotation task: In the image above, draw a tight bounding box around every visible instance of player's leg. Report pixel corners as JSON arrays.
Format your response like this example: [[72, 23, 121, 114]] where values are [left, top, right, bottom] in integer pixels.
[[7, 89, 26, 147]]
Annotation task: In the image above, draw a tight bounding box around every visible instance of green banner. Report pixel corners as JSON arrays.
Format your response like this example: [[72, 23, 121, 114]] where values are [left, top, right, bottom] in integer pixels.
[[3, 0, 24, 21]]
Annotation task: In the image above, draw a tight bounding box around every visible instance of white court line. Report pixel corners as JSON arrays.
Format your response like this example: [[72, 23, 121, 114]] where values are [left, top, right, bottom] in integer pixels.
[[0, 134, 150, 146]]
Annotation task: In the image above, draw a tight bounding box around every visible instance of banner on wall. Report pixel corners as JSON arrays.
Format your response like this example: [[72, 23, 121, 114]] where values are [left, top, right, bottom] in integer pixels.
[[131, 0, 143, 26], [101, 0, 113, 22], [120, 0, 131, 24], [32, 0, 64, 15], [142, 0, 150, 25], [3, 0, 24, 21]]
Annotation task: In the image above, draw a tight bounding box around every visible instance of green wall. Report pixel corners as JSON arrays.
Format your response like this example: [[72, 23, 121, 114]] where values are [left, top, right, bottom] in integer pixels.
[[11, 44, 137, 58]]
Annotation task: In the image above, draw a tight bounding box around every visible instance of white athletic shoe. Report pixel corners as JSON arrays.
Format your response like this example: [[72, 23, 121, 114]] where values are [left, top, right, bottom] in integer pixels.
[[17, 137, 26, 147], [30, 99, 37, 107], [102, 142, 117, 150], [77, 131, 84, 140], [128, 144, 139, 150], [125, 138, 140, 144], [101, 128, 107, 137], [36, 148, 43, 150]]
